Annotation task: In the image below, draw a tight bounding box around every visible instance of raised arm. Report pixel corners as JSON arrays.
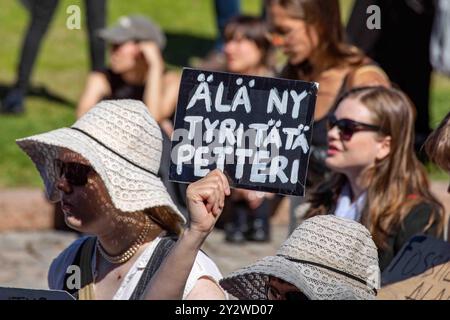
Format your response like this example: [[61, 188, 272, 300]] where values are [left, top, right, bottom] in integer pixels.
[[143, 169, 231, 300], [139, 41, 165, 123]]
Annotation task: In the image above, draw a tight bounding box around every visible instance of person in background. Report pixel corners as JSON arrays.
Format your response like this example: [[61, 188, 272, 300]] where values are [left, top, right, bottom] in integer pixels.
[[196, 0, 241, 71], [302, 86, 445, 271], [265, 0, 391, 233], [76, 15, 187, 218], [17, 100, 226, 300], [425, 111, 450, 239], [425, 111, 450, 192], [221, 16, 275, 243], [1, 0, 106, 114], [224, 15, 273, 76], [346, 0, 436, 157], [267, 0, 391, 186]]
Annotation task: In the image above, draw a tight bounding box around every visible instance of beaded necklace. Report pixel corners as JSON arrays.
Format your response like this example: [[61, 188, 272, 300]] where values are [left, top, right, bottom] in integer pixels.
[[96, 214, 151, 264]]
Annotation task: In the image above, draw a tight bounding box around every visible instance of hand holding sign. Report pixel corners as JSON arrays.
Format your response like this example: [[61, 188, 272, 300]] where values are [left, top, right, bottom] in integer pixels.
[[170, 68, 318, 196], [186, 169, 231, 236]]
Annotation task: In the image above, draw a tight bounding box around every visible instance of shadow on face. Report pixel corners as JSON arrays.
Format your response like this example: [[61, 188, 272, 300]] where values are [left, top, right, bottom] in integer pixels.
[[55, 148, 143, 236], [266, 276, 309, 300]]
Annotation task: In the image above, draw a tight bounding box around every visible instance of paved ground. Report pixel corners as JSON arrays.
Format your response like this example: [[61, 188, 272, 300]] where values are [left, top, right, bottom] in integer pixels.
[[0, 227, 287, 290], [0, 181, 448, 290], [0, 231, 78, 289]]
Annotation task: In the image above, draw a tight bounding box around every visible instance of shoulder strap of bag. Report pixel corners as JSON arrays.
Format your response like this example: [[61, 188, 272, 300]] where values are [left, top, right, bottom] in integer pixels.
[[129, 236, 178, 300], [77, 236, 97, 300], [63, 236, 96, 300]]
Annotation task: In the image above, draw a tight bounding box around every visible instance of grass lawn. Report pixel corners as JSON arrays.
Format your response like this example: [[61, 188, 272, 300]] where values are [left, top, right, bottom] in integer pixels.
[[0, 0, 448, 187]]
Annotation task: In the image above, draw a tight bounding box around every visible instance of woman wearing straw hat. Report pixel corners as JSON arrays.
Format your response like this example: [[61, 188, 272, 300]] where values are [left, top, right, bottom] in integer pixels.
[[220, 215, 381, 300], [16, 99, 229, 300], [142, 214, 381, 300]]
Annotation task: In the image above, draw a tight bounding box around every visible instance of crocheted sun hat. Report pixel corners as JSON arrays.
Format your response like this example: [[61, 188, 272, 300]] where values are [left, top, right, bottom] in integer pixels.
[[16, 99, 185, 224], [220, 215, 380, 300]]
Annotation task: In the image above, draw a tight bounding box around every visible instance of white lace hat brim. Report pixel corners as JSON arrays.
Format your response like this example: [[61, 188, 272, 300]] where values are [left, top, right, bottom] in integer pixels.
[[16, 127, 186, 224], [220, 255, 376, 300]]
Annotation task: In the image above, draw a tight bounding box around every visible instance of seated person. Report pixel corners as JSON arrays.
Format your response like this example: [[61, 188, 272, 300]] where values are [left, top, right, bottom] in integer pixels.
[[221, 15, 276, 243], [76, 15, 186, 216], [302, 86, 445, 270], [220, 215, 380, 300], [143, 188, 381, 300], [76, 15, 180, 133], [425, 111, 450, 239], [17, 99, 226, 300]]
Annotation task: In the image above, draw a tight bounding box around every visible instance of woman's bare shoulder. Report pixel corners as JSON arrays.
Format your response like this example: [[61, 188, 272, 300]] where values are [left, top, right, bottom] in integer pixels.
[[350, 64, 390, 88]]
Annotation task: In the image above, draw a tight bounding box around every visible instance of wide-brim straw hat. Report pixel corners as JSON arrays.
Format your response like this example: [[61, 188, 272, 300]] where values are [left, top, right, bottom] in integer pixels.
[[16, 99, 186, 224], [220, 215, 380, 300]]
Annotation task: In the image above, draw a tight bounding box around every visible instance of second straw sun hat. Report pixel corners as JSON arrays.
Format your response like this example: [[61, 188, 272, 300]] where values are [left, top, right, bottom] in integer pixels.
[[16, 99, 185, 224], [220, 215, 381, 300]]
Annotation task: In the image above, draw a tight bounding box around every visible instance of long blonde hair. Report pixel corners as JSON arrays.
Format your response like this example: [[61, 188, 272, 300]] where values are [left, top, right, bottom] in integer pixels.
[[425, 111, 450, 172], [306, 87, 445, 249]]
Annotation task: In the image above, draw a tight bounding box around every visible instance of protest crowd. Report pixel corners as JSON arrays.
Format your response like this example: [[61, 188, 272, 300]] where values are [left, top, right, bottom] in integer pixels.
[[1, 0, 450, 301]]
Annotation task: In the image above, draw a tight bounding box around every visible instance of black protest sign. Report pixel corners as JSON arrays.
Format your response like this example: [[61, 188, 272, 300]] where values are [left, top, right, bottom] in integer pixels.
[[169, 68, 317, 196], [0, 287, 75, 300], [378, 235, 450, 300]]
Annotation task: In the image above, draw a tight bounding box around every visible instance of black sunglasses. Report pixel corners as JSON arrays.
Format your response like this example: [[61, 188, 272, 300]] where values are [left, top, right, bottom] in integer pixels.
[[54, 159, 94, 186], [327, 114, 381, 141]]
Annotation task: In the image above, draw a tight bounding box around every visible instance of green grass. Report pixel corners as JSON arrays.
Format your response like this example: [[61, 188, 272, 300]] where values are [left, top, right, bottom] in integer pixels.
[[0, 0, 449, 187], [0, 0, 262, 187]]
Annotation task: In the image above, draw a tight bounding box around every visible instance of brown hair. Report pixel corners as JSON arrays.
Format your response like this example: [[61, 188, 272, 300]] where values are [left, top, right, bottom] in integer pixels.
[[425, 112, 450, 172], [224, 15, 273, 68], [144, 206, 184, 236], [267, 0, 365, 80], [306, 87, 445, 249]]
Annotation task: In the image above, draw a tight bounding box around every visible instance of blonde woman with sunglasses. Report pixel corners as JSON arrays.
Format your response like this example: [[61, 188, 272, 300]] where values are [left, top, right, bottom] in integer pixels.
[[303, 86, 445, 271]]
